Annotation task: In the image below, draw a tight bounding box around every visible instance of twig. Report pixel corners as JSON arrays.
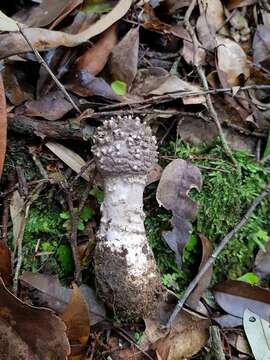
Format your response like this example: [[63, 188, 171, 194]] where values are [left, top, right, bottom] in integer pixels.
[[63, 169, 96, 284], [1, 169, 17, 243], [13, 182, 45, 294], [114, 328, 154, 360], [166, 183, 270, 328], [17, 25, 81, 114], [184, 0, 237, 167], [99, 84, 270, 111]]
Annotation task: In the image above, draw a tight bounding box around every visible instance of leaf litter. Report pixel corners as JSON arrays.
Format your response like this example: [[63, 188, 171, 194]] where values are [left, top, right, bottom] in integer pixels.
[[1, 0, 270, 359]]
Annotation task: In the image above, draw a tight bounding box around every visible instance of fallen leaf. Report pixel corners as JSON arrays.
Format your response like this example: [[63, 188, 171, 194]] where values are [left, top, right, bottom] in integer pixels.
[[216, 36, 250, 87], [131, 67, 205, 104], [187, 234, 213, 307], [213, 314, 242, 328], [60, 284, 90, 357], [2, 63, 33, 106], [20, 271, 72, 313], [213, 280, 270, 321], [0, 10, 19, 32], [66, 70, 120, 100], [16, 90, 73, 120], [227, 331, 252, 356], [0, 72, 7, 178], [20, 272, 106, 325], [75, 24, 117, 76], [109, 27, 139, 88], [148, 310, 208, 360], [253, 25, 270, 65], [254, 240, 270, 279], [196, 0, 228, 50], [0, 0, 132, 59], [243, 309, 270, 360], [13, 0, 83, 28], [156, 159, 202, 265], [0, 241, 12, 286], [0, 277, 70, 359], [45, 142, 91, 181]]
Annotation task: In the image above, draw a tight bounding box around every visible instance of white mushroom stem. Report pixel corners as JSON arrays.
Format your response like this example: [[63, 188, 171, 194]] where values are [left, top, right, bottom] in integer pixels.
[[92, 115, 162, 317]]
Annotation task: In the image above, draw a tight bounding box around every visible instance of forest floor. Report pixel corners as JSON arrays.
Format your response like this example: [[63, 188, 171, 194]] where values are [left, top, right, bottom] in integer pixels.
[[1, 1, 270, 359]]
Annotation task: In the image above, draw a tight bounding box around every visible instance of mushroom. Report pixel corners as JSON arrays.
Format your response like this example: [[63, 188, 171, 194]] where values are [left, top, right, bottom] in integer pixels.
[[92, 115, 162, 317]]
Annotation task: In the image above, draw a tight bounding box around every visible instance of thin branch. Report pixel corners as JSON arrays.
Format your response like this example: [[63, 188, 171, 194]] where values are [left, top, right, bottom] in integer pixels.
[[18, 24, 81, 114], [166, 183, 270, 328]]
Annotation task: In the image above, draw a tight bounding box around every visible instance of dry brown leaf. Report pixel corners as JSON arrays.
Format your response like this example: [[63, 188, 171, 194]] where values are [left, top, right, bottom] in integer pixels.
[[216, 36, 250, 87], [143, 299, 209, 360], [109, 27, 139, 88], [0, 72, 7, 178], [2, 63, 32, 106], [0, 0, 132, 59], [226, 0, 257, 10], [10, 190, 27, 255], [0, 277, 70, 359], [131, 67, 205, 104], [13, 0, 83, 28], [45, 142, 91, 181], [60, 284, 90, 357], [76, 24, 117, 76], [0, 241, 12, 286], [16, 90, 73, 120]]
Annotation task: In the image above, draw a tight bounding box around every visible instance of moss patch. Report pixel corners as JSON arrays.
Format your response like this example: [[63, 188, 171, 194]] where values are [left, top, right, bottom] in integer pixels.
[[145, 141, 270, 293]]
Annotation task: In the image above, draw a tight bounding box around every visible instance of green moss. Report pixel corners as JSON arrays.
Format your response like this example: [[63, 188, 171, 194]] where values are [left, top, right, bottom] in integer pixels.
[[145, 141, 270, 292]]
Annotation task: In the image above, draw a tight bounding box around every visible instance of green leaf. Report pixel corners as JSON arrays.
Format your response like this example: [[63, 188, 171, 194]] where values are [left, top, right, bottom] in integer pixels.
[[77, 220, 85, 231], [80, 207, 95, 222], [82, 0, 113, 14], [111, 80, 127, 96], [263, 132, 270, 158], [238, 272, 260, 285], [60, 211, 70, 220], [90, 186, 104, 204]]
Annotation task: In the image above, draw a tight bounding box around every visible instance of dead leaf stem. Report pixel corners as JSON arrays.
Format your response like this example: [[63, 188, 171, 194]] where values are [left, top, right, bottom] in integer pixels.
[[166, 183, 270, 328]]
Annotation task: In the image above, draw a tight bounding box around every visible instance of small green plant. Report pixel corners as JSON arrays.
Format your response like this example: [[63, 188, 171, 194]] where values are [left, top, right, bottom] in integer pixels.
[[60, 206, 95, 231]]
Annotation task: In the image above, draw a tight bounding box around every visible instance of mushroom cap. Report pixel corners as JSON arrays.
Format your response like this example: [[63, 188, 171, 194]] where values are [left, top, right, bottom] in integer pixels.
[[92, 115, 157, 176]]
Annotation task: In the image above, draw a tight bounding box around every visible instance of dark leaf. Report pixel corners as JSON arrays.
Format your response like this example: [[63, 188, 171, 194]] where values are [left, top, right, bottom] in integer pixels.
[[109, 27, 139, 88], [156, 159, 202, 265], [16, 91, 73, 120], [213, 280, 270, 321]]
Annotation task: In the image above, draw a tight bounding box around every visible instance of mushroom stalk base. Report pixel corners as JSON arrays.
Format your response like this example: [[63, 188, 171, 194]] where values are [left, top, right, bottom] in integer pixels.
[[95, 175, 161, 317]]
